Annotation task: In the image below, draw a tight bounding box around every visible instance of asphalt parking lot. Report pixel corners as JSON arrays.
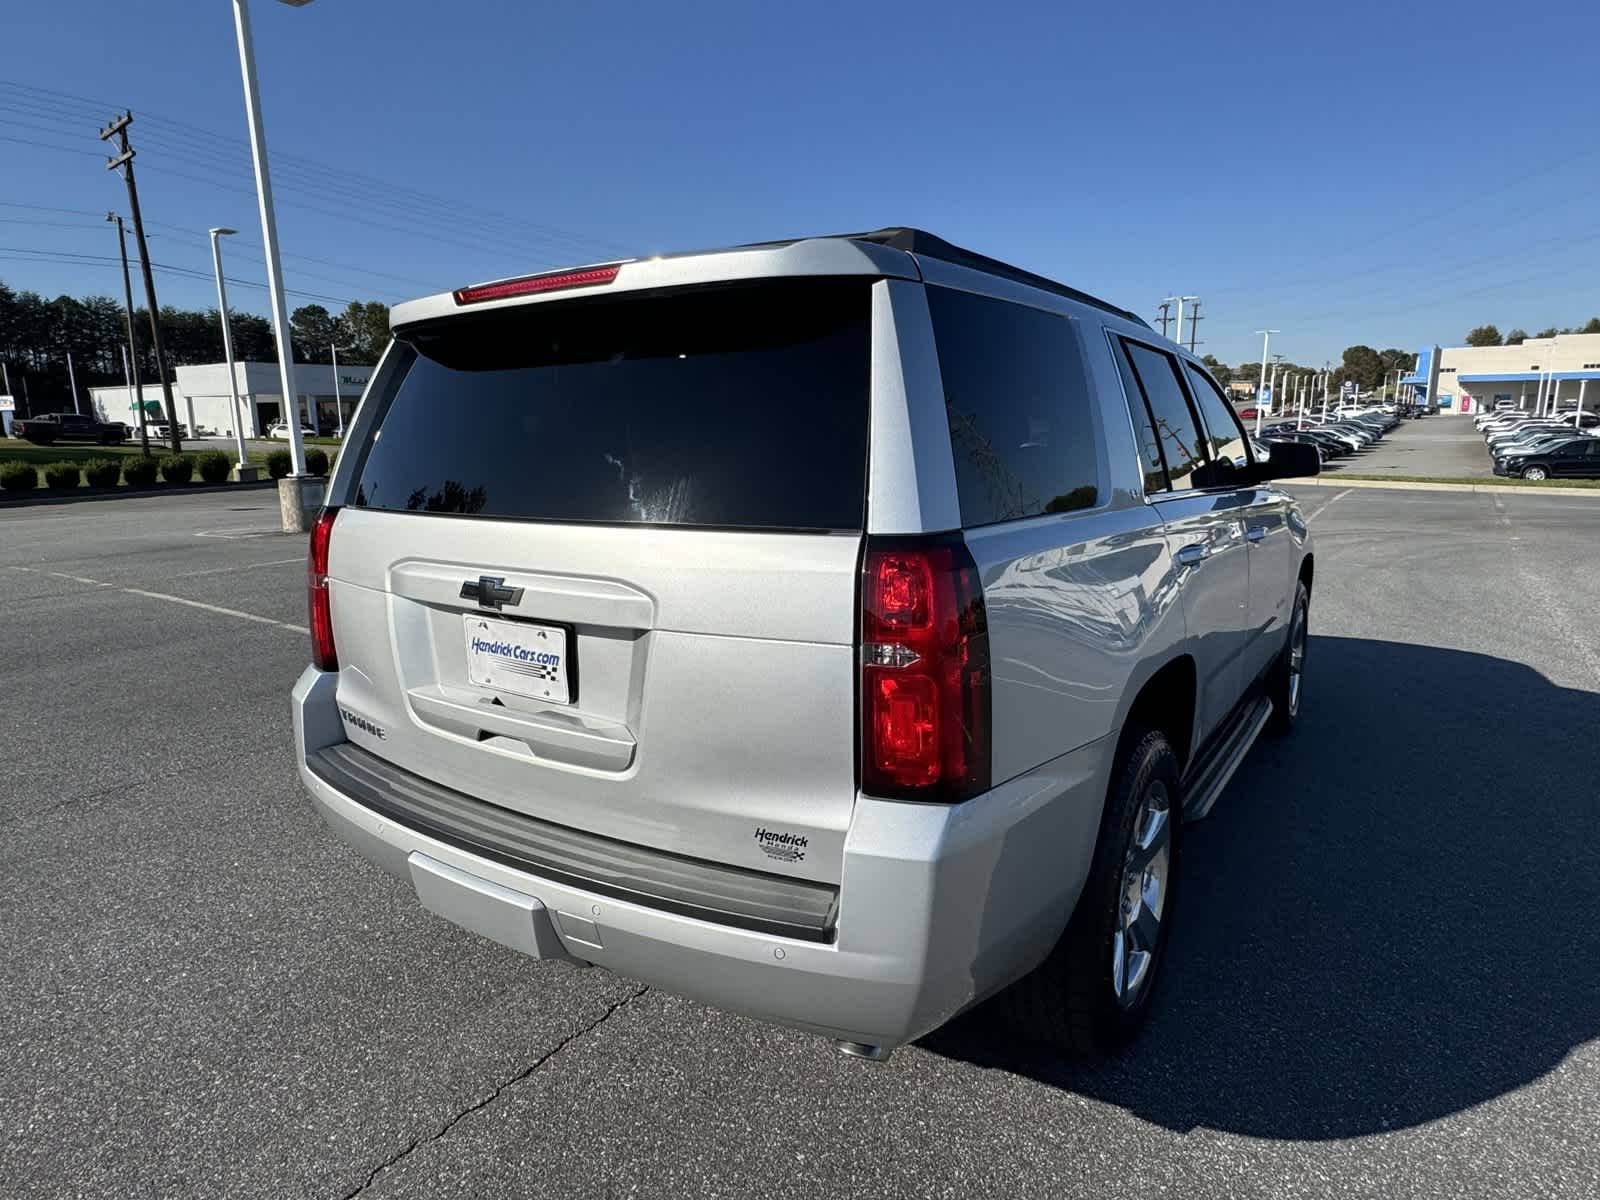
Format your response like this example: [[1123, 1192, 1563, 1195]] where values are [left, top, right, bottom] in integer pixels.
[[4, 487, 1598, 1199], [1315, 415, 1494, 478]]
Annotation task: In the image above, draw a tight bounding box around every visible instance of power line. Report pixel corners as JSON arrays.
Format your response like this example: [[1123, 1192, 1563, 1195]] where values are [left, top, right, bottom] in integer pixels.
[[0, 200, 440, 293], [0, 217, 410, 302], [0, 110, 603, 269], [0, 247, 360, 306], [0, 80, 627, 259]]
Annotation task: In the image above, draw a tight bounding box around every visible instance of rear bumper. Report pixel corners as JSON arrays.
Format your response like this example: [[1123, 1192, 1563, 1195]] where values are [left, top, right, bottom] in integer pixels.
[[293, 667, 1110, 1047]]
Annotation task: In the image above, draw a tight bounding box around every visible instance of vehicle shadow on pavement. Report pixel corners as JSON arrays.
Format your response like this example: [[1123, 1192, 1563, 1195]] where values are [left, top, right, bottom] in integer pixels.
[[922, 635, 1600, 1139]]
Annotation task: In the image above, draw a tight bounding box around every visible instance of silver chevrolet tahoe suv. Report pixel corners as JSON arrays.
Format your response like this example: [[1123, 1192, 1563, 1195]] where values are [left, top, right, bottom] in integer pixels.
[[293, 228, 1319, 1058]]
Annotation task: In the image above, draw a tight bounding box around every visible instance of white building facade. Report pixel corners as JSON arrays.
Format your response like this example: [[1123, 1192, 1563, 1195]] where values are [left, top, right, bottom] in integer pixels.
[[1403, 333, 1600, 417], [88, 361, 374, 438]]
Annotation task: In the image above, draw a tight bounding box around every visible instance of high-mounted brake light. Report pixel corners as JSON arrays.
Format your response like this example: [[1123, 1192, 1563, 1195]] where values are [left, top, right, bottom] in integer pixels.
[[308, 507, 339, 671], [860, 536, 991, 803], [453, 264, 622, 305]]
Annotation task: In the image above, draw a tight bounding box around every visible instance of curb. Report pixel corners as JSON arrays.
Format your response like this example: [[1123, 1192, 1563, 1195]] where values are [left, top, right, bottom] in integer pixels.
[[1288, 476, 1600, 497], [0, 478, 281, 510]]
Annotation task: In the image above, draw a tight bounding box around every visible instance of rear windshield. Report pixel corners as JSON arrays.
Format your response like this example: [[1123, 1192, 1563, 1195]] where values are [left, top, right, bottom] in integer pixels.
[[350, 278, 871, 531]]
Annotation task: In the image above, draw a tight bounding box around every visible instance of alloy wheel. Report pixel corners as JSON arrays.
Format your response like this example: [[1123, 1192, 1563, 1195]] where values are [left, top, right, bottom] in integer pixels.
[[1112, 780, 1171, 1009]]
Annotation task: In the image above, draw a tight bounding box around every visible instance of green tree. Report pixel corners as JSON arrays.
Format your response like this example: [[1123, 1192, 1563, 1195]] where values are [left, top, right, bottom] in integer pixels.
[[338, 300, 389, 363], [1464, 325, 1502, 347], [1505, 328, 1528, 345], [1581, 317, 1600, 334], [1200, 354, 1230, 385], [229, 312, 276, 362], [289, 304, 337, 363], [1535, 327, 1559, 339], [1340, 344, 1384, 391], [1378, 348, 1411, 374]]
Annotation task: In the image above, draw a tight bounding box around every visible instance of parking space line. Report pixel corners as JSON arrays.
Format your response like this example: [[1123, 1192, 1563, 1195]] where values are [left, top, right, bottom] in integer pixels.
[[7, 566, 308, 634], [121, 588, 309, 633], [170, 556, 305, 579], [1304, 488, 1353, 522]]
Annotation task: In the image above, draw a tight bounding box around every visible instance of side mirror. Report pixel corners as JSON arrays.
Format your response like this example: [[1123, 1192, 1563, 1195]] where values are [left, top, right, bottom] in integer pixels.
[[1254, 440, 1321, 481]]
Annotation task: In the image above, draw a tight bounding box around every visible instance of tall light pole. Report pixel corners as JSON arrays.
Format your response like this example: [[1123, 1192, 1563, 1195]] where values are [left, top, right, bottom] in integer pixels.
[[66, 351, 81, 415], [1174, 296, 1198, 348], [1254, 329, 1278, 435], [208, 227, 260, 482], [330, 343, 357, 438], [232, 0, 315, 528], [107, 213, 151, 455]]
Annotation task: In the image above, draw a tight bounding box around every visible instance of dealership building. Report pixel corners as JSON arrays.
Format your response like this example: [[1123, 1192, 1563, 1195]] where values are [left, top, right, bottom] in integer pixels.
[[1403, 332, 1600, 416], [88, 361, 374, 438]]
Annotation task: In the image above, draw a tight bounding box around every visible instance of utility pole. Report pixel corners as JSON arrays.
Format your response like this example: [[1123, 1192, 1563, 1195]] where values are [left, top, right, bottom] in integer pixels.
[[1155, 300, 1173, 339], [1254, 329, 1277, 435], [66, 351, 81, 414], [100, 112, 181, 454], [1186, 299, 1203, 354], [107, 213, 151, 456]]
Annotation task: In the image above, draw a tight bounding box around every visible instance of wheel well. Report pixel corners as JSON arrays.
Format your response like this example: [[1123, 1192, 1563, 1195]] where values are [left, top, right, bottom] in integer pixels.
[[1124, 656, 1196, 771], [1298, 553, 1314, 596]]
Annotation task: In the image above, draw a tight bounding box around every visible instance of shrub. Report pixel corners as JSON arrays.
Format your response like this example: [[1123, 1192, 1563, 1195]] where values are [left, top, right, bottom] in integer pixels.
[[0, 461, 38, 492], [122, 456, 160, 486], [159, 454, 194, 484], [196, 450, 233, 484], [305, 447, 329, 476], [44, 462, 82, 489], [265, 449, 293, 479], [83, 458, 124, 488]]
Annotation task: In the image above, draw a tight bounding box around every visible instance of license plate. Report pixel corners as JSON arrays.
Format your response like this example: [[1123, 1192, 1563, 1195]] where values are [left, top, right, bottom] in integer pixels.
[[463, 614, 572, 705]]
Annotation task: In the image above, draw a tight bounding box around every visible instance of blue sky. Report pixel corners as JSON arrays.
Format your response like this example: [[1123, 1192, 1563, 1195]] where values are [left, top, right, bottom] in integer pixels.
[[3, 0, 1598, 366]]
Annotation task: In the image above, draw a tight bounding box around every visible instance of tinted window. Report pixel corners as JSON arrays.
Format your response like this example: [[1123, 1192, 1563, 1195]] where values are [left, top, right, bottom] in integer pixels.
[[1184, 362, 1252, 469], [927, 287, 1100, 525], [1112, 346, 1170, 494], [1120, 342, 1208, 490], [351, 279, 870, 530]]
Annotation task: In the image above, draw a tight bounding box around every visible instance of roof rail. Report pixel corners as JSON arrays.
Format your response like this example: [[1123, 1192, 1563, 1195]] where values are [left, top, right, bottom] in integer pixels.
[[744, 227, 1151, 328]]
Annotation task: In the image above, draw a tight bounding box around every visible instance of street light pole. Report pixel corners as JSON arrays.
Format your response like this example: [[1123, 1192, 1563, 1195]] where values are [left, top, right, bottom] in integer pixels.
[[1174, 295, 1198, 349], [1254, 329, 1277, 435], [107, 213, 151, 456], [209, 227, 259, 481], [66, 351, 81, 415], [331, 343, 356, 438], [232, 0, 315, 529]]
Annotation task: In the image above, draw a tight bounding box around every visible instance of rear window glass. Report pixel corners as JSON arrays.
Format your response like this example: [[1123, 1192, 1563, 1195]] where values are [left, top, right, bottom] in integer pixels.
[[926, 286, 1100, 526], [351, 279, 871, 531]]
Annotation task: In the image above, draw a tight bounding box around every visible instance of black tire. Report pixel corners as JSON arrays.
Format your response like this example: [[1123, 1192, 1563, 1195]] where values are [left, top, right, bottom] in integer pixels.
[[1522, 465, 1548, 481], [1001, 727, 1181, 1055], [1265, 579, 1309, 736]]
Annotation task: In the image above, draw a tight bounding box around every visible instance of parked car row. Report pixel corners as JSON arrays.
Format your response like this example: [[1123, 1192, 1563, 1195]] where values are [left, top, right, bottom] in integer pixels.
[[1474, 407, 1600, 479], [1253, 405, 1402, 464]]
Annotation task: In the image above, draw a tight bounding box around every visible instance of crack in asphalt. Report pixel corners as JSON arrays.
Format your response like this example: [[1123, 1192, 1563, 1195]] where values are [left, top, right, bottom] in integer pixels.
[[338, 982, 650, 1199]]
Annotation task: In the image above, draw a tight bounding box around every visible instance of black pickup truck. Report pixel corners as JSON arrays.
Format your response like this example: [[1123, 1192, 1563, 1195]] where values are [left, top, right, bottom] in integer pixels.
[[13, 412, 130, 445]]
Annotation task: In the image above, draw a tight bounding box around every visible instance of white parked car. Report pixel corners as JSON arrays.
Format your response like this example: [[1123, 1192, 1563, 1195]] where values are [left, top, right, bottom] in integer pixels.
[[267, 421, 317, 440]]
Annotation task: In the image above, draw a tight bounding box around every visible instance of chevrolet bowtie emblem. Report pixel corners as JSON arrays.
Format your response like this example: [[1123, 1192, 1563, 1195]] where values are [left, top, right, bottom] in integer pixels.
[[460, 576, 523, 611]]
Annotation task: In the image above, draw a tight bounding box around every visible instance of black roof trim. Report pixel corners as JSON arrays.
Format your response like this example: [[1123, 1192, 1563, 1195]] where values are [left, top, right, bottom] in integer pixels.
[[743, 227, 1150, 328]]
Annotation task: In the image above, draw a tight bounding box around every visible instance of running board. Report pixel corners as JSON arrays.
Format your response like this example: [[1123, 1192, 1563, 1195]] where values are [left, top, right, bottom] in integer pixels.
[[1180, 696, 1273, 823]]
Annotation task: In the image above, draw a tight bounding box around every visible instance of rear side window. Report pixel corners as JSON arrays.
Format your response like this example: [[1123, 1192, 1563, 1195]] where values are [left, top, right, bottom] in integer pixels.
[[1118, 341, 1208, 491], [350, 279, 871, 531], [926, 287, 1100, 526], [1183, 362, 1252, 469]]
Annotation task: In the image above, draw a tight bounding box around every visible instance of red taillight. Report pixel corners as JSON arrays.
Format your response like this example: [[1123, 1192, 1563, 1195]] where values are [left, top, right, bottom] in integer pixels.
[[453, 264, 622, 305], [308, 507, 339, 671], [860, 536, 991, 802]]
